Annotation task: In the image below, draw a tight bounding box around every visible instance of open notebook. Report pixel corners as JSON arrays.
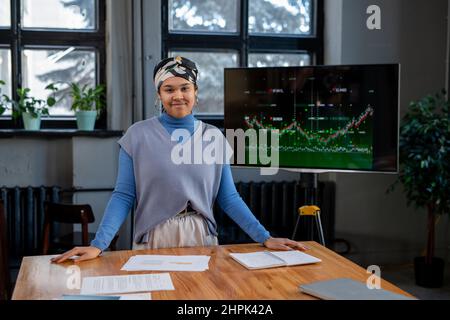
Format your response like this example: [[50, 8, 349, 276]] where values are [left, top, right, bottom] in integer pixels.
[[229, 250, 321, 270]]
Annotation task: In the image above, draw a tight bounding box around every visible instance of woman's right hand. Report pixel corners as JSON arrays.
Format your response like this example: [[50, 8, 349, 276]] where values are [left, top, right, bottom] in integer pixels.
[[50, 246, 102, 264]]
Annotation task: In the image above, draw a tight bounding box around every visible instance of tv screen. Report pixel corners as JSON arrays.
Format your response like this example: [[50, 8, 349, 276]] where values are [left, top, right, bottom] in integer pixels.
[[224, 64, 399, 173]]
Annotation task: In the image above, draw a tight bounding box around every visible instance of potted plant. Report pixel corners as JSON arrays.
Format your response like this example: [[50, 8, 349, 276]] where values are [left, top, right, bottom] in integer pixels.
[[69, 83, 105, 131], [6, 84, 58, 130], [390, 90, 450, 287]]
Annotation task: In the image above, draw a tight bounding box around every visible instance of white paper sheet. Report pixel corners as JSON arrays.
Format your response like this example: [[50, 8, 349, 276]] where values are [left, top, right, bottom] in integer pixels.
[[80, 273, 174, 295], [118, 292, 152, 300], [121, 255, 211, 272], [59, 293, 152, 300]]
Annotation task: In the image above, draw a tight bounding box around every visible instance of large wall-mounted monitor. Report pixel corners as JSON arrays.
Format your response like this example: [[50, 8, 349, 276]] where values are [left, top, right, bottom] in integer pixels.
[[224, 64, 399, 173]]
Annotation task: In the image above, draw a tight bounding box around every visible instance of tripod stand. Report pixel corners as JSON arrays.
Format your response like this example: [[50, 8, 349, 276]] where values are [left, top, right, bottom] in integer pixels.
[[291, 172, 326, 246]]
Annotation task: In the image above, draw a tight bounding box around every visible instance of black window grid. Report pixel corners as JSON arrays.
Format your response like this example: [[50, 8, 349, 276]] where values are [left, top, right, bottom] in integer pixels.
[[161, 0, 324, 128], [0, 0, 106, 129]]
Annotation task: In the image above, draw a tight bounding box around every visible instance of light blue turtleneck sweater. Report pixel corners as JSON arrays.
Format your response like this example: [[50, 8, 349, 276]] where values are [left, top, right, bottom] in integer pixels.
[[91, 113, 271, 251]]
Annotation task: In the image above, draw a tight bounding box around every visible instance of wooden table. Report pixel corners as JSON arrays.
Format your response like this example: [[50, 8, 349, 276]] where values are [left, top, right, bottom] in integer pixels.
[[12, 242, 413, 300]]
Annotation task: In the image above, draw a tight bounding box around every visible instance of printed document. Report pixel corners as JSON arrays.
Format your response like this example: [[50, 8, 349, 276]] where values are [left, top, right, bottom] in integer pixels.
[[121, 255, 211, 271], [80, 273, 174, 295]]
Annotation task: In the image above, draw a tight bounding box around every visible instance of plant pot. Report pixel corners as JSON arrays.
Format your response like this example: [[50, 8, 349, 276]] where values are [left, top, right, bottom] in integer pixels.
[[414, 256, 445, 288], [22, 112, 41, 130], [75, 110, 97, 131]]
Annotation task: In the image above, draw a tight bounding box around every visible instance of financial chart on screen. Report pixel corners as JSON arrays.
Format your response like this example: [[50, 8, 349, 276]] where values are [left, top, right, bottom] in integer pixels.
[[224, 64, 399, 172]]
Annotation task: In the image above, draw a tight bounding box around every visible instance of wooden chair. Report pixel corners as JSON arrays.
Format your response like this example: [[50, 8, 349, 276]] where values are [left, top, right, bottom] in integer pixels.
[[0, 200, 11, 300], [42, 202, 118, 255]]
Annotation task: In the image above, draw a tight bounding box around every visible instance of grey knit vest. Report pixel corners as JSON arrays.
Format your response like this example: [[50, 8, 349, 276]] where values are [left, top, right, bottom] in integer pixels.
[[118, 117, 226, 244]]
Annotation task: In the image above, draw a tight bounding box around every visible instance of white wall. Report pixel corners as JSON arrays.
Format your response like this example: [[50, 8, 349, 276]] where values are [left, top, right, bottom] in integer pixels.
[[324, 0, 450, 265], [0, 138, 72, 187]]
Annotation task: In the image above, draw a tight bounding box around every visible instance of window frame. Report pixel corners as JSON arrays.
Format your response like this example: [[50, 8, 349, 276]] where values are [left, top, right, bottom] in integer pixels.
[[0, 0, 106, 129], [161, 0, 324, 127]]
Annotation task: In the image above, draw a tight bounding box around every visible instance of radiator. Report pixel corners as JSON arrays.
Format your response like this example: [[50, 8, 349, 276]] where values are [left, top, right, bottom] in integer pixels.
[[0, 186, 61, 265], [214, 181, 335, 246]]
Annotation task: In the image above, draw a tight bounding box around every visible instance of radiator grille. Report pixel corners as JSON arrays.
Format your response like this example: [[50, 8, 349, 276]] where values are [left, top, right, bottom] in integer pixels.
[[214, 181, 335, 246], [0, 186, 61, 264]]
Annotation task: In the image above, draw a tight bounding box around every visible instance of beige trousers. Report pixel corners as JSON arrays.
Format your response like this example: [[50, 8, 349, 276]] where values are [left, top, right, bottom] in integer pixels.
[[133, 211, 218, 250]]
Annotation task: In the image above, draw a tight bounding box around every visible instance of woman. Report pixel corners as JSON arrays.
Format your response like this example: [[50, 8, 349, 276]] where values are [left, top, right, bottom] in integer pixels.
[[52, 56, 306, 263]]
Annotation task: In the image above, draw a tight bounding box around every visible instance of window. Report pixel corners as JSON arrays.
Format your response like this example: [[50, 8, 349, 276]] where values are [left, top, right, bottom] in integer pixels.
[[248, 0, 312, 35], [0, 0, 105, 129], [0, 0, 11, 27], [248, 52, 311, 67], [170, 50, 239, 114], [0, 47, 12, 115], [22, 48, 97, 116], [22, 0, 96, 30], [162, 0, 323, 122], [169, 0, 239, 33]]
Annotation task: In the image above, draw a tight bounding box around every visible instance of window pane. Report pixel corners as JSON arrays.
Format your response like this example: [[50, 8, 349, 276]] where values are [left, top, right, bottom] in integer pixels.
[[248, 53, 311, 67], [169, 51, 238, 114], [249, 0, 312, 35], [169, 0, 239, 33], [22, 48, 96, 116], [22, 0, 96, 30], [0, 48, 12, 116], [0, 0, 11, 27]]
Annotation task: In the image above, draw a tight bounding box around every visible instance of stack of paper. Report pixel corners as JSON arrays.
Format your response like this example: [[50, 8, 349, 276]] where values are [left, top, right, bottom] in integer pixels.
[[121, 255, 211, 272], [60, 293, 152, 300], [80, 273, 174, 295]]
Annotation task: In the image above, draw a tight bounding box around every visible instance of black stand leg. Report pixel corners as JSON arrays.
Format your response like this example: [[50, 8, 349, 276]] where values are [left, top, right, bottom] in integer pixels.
[[293, 173, 322, 243], [299, 172, 319, 205]]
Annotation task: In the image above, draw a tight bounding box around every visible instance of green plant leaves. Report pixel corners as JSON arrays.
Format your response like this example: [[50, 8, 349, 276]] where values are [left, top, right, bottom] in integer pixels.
[[392, 90, 450, 216], [69, 82, 105, 115], [0, 82, 60, 119], [47, 96, 56, 107]]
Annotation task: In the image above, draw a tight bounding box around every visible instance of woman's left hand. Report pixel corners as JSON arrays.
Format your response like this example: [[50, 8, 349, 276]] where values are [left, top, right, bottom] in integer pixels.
[[263, 237, 309, 251]]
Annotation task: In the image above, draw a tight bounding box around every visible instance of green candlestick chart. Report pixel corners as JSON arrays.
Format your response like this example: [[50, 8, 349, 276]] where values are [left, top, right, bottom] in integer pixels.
[[243, 105, 374, 169]]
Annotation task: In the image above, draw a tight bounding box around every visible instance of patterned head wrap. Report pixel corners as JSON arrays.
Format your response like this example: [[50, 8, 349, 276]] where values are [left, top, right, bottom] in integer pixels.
[[153, 56, 199, 91]]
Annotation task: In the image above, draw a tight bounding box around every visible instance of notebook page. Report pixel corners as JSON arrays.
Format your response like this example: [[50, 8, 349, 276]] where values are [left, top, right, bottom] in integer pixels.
[[229, 252, 286, 269], [267, 251, 322, 266]]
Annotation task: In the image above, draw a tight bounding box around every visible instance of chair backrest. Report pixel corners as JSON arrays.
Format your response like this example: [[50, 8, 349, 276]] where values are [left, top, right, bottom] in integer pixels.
[[42, 202, 95, 254], [0, 200, 11, 300], [44, 202, 95, 224]]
